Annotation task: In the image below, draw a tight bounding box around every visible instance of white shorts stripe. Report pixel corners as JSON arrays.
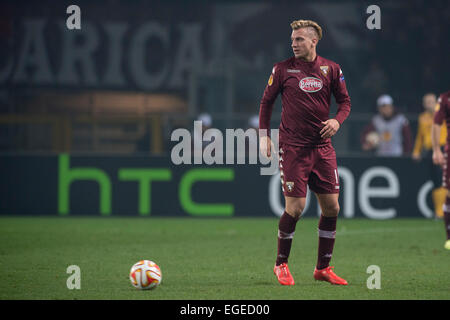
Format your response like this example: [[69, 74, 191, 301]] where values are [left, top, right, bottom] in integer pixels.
[[318, 229, 336, 239]]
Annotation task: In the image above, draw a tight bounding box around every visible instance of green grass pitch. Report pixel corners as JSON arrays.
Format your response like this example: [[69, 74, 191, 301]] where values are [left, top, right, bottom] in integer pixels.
[[0, 217, 449, 300]]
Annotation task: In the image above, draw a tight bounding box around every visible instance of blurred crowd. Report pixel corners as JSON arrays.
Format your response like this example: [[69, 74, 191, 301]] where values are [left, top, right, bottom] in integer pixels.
[[0, 0, 449, 157], [358, 1, 450, 112]]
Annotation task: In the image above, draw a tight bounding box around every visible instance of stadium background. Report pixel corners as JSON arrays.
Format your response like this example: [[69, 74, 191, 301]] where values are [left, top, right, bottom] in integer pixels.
[[1, 0, 450, 218]]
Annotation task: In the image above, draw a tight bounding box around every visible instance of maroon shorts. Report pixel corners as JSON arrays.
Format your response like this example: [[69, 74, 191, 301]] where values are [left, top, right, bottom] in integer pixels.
[[279, 143, 340, 198]]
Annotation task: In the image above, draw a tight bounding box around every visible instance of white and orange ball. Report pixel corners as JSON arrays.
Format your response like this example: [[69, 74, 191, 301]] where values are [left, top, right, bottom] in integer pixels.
[[129, 260, 162, 290]]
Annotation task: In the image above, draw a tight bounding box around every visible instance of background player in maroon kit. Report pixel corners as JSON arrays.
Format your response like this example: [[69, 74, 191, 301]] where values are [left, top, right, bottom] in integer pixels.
[[259, 20, 351, 285], [431, 90, 450, 250]]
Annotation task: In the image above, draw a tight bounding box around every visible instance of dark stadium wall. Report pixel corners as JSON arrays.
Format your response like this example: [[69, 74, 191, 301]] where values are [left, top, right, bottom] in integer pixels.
[[0, 154, 436, 219], [3, 1, 449, 113]]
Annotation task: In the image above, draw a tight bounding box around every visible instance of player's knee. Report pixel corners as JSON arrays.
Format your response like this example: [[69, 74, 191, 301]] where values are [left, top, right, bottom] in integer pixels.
[[322, 203, 340, 217], [286, 204, 304, 219]]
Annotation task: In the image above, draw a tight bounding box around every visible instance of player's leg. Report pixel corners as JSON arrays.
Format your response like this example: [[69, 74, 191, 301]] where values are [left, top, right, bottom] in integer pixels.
[[315, 192, 339, 269], [432, 187, 446, 219], [312, 192, 347, 285], [443, 189, 450, 250], [276, 196, 305, 266], [441, 146, 450, 249], [430, 151, 446, 219], [309, 145, 347, 285], [273, 196, 305, 285], [273, 144, 310, 285]]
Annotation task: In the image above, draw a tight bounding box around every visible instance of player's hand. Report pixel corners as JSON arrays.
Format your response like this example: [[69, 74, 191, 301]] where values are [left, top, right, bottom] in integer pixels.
[[432, 149, 445, 167], [259, 136, 273, 158], [362, 142, 375, 151], [320, 119, 340, 139], [412, 153, 421, 162]]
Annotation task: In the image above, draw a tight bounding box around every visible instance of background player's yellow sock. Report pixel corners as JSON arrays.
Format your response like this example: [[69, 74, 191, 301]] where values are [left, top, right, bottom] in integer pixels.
[[432, 187, 446, 218]]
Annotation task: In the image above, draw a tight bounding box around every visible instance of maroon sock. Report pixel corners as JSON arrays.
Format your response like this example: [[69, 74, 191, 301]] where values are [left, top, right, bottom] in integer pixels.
[[276, 211, 299, 266], [316, 214, 337, 270], [445, 212, 450, 240], [444, 198, 450, 240]]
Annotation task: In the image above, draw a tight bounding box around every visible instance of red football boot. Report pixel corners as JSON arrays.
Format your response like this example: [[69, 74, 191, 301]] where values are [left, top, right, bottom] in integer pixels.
[[273, 263, 295, 286], [313, 266, 348, 285]]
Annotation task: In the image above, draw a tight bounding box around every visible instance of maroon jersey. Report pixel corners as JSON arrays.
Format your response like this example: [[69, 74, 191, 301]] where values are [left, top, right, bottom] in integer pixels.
[[434, 91, 450, 144], [259, 55, 351, 147]]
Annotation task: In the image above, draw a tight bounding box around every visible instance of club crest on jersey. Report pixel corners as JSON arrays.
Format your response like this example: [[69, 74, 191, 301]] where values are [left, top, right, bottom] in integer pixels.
[[320, 66, 329, 76], [268, 74, 273, 86], [286, 182, 294, 192], [299, 77, 323, 93]]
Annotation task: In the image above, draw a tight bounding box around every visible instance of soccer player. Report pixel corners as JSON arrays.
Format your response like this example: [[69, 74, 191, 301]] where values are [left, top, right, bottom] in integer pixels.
[[361, 94, 413, 156], [412, 93, 447, 218], [259, 20, 351, 285], [431, 90, 450, 250]]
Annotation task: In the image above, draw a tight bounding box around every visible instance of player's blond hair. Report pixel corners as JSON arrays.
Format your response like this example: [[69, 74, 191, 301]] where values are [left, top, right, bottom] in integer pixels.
[[290, 20, 323, 40]]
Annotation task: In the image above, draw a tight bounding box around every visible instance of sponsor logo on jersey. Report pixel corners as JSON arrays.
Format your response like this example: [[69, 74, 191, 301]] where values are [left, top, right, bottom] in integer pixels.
[[268, 74, 273, 86], [287, 69, 301, 73], [299, 77, 323, 92], [320, 66, 329, 76]]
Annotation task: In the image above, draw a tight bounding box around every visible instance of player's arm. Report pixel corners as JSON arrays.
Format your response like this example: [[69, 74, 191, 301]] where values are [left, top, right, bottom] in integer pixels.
[[259, 65, 282, 157], [432, 124, 444, 166], [322, 66, 351, 139], [432, 97, 445, 166]]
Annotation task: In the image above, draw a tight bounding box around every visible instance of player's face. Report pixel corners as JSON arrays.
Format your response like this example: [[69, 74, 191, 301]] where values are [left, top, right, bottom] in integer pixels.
[[423, 94, 436, 112], [378, 104, 394, 118], [291, 28, 316, 59]]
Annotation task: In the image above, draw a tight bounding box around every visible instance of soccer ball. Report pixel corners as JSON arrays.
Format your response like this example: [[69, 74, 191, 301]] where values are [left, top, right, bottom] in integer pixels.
[[129, 260, 162, 290]]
